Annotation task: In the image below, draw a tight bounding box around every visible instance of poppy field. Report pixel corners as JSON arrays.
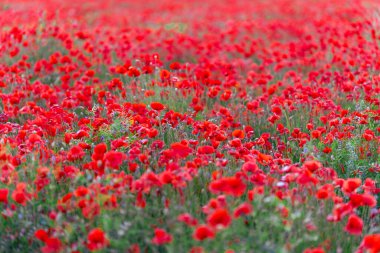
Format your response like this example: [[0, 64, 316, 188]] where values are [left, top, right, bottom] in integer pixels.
[[0, 0, 379, 252]]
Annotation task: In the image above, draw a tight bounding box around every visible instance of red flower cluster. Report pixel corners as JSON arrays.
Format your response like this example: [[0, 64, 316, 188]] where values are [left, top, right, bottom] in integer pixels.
[[0, 0, 378, 252]]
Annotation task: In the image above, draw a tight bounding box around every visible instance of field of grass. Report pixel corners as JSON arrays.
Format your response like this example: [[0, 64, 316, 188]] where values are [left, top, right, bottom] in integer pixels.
[[0, 0, 379, 252]]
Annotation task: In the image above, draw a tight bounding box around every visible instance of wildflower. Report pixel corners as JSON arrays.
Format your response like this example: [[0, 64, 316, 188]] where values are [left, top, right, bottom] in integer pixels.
[[67, 145, 85, 161], [170, 142, 192, 158], [178, 213, 198, 226], [242, 160, 259, 173], [345, 214, 363, 235], [11, 183, 30, 206], [303, 160, 322, 172], [303, 247, 325, 253], [232, 129, 245, 139], [361, 234, 380, 252], [152, 228, 172, 245], [193, 225, 215, 241], [87, 228, 109, 251], [209, 176, 246, 197], [160, 69, 171, 80], [197, 145, 215, 155], [150, 102, 165, 111], [41, 237, 62, 253], [207, 208, 231, 228], [362, 129, 375, 141], [349, 193, 377, 208], [104, 151, 127, 169], [34, 229, 49, 242], [342, 178, 361, 194], [0, 188, 9, 203], [233, 202, 253, 217]]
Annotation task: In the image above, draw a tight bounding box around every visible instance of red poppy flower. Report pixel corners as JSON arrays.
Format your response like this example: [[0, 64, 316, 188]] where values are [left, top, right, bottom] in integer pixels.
[[233, 202, 253, 217], [193, 225, 215, 241], [41, 237, 62, 253], [152, 228, 172, 245], [151, 102, 165, 111], [209, 176, 246, 197], [128, 67, 140, 77], [232, 129, 245, 139], [242, 161, 259, 173], [104, 151, 127, 169], [344, 214, 363, 235], [94, 142, 107, 155], [160, 69, 171, 80], [297, 170, 318, 185], [197, 145, 215, 155], [67, 145, 85, 161], [170, 142, 192, 158], [303, 160, 322, 172], [169, 62, 180, 70], [73, 130, 89, 139], [271, 105, 282, 116], [178, 213, 198, 226], [361, 234, 380, 252], [207, 208, 231, 228], [28, 133, 43, 145], [11, 183, 30, 206], [303, 247, 325, 253], [87, 228, 109, 251], [74, 186, 89, 197], [316, 188, 329, 200], [0, 188, 9, 203], [362, 129, 375, 141], [34, 229, 49, 242], [342, 178, 361, 194], [350, 193, 377, 208]]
